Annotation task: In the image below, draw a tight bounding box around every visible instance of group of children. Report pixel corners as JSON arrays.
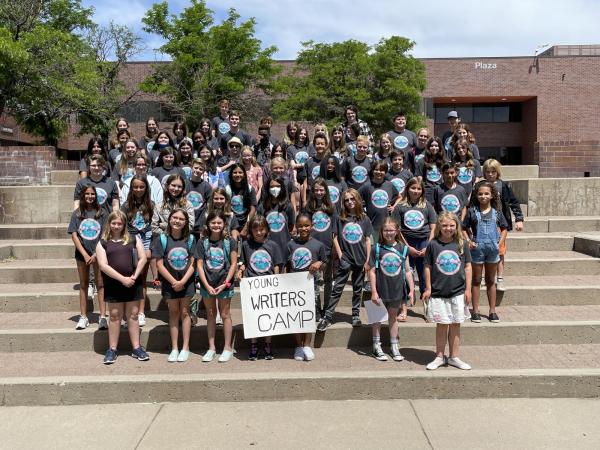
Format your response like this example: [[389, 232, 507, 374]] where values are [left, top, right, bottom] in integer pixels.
[[68, 108, 524, 370]]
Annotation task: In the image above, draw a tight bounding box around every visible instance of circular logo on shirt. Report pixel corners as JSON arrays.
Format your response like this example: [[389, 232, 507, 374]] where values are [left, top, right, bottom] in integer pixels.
[[444, 138, 452, 153], [132, 211, 146, 231], [249, 249, 272, 273], [295, 151, 309, 165], [457, 167, 473, 184], [266, 211, 286, 233], [312, 211, 331, 233], [311, 166, 320, 180], [206, 246, 225, 270], [187, 191, 204, 211], [328, 185, 340, 204], [78, 218, 101, 241], [218, 122, 231, 134], [342, 222, 363, 244], [122, 168, 134, 183], [426, 167, 441, 183], [394, 135, 409, 150], [436, 250, 461, 275], [351, 166, 368, 184], [230, 194, 245, 215], [371, 189, 389, 209], [441, 194, 461, 213], [167, 247, 189, 271], [347, 143, 357, 157], [182, 166, 192, 180], [380, 252, 402, 277], [391, 178, 406, 194], [292, 247, 312, 270], [95, 187, 107, 205], [404, 210, 425, 230], [415, 154, 425, 163], [161, 174, 172, 187]]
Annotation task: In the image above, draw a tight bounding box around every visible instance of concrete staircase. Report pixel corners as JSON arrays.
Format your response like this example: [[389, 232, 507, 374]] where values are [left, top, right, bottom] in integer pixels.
[[1, 167, 600, 406]]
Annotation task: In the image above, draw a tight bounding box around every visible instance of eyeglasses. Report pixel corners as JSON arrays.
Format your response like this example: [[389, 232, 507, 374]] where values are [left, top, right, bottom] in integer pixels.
[[344, 198, 356, 203], [229, 144, 241, 148]]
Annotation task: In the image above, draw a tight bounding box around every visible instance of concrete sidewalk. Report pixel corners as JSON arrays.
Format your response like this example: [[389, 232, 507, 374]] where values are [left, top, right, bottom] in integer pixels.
[[1, 399, 598, 449]]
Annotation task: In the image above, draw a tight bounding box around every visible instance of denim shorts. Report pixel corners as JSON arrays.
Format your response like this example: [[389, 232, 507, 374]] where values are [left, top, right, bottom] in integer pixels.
[[470, 241, 500, 264]]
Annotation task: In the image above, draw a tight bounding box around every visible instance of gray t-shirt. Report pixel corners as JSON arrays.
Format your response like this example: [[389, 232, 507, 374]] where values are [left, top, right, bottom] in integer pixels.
[[392, 202, 437, 240], [120, 203, 153, 236], [260, 203, 296, 262], [186, 179, 212, 233], [194, 237, 237, 287], [386, 168, 413, 196], [241, 239, 284, 278], [151, 235, 195, 281], [337, 215, 373, 267], [433, 184, 468, 216], [73, 176, 119, 215], [359, 180, 399, 233], [306, 209, 339, 259], [368, 242, 409, 302], [456, 160, 482, 197], [287, 237, 326, 272], [424, 239, 471, 298], [67, 209, 107, 256], [341, 156, 371, 190]]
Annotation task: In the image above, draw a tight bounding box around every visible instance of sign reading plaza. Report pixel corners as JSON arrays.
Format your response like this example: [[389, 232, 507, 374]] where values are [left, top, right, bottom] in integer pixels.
[[240, 272, 316, 339]]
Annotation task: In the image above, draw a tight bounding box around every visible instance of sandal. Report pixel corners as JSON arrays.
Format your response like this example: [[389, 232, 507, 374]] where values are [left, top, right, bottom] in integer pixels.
[[152, 278, 161, 289], [397, 313, 407, 322]]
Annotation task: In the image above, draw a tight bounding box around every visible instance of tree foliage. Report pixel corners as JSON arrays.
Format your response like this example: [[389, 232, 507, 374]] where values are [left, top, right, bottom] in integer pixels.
[[141, 0, 280, 127], [0, 0, 140, 145], [273, 36, 427, 135]]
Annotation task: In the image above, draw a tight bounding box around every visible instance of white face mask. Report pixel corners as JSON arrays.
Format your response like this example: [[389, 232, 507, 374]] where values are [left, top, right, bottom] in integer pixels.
[[269, 187, 281, 197]]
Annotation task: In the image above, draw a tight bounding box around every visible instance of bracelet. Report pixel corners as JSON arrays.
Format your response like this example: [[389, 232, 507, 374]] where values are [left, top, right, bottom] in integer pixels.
[[224, 281, 231, 288]]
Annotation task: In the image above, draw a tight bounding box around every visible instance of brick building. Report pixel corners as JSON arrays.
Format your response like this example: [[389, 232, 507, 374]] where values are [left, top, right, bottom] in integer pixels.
[[1, 45, 600, 177]]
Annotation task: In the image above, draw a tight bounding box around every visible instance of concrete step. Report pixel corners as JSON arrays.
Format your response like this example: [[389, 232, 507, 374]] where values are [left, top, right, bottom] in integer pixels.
[[1, 274, 600, 313], [0, 346, 598, 406], [0, 224, 67, 239], [1, 306, 600, 352], [505, 233, 574, 251], [524, 216, 600, 233]]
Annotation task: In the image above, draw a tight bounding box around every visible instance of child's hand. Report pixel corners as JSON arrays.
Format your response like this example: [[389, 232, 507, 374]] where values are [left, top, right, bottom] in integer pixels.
[[469, 241, 477, 249], [363, 262, 370, 272], [408, 246, 419, 257], [464, 289, 472, 306], [408, 291, 415, 306], [421, 288, 431, 302], [172, 280, 184, 292], [371, 296, 381, 306], [121, 276, 135, 288], [308, 262, 321, 274], [207, 285, 218, 296], [514, 221, 524, 232], [236, 269, 243, 281]]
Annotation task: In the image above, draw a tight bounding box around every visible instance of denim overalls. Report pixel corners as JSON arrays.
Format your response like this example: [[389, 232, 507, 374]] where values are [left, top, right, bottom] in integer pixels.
[[471, 208, 500, 264]]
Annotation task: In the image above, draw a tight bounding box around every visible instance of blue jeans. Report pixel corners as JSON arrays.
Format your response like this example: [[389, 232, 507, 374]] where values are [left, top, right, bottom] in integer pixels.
[[406, 236, 428, 295]]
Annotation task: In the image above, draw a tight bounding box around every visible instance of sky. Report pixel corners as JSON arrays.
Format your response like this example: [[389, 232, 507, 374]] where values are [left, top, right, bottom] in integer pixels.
[[82, 0, 600, 61]]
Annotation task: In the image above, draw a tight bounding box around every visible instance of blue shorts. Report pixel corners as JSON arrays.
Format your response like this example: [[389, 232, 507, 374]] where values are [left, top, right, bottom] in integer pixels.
[[199, 286, 234, 300], [470, 241, 500, 264]]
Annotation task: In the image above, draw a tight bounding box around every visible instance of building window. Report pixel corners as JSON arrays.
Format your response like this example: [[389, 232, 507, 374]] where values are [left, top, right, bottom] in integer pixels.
[[434, 103, 522, 124]]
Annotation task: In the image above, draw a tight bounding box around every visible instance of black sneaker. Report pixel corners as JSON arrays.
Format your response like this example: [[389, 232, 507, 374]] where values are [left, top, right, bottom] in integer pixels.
[[352, 315, 362, 327], [263, 343, 274, 360], [131, 347, 150, 361], [317, 318, 331, 332], [249, 343, 259, 361], [103, 348, 117, 365], [489, 312, 500, 323], [471, 312, 481, 323]]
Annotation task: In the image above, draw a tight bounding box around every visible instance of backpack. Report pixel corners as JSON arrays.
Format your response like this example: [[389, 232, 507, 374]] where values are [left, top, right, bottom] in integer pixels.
[[375, 242, 409, 291], [159, 233, 195, 253]]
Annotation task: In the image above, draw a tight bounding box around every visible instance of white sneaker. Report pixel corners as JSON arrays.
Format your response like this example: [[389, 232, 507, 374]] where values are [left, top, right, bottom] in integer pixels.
[[447, 357, 471, 370], [302, 346, 315, 361], [138, 313, 146, 327], [216, 310, 223, 327], [75, 315, 89, 330], [496, 277, 506, 292], [121, 319, 128, 329], [391, 344, 404, 361], [426, 356, 446, 370], [98, 316, 108, 330], [87, 285, 94, 299], [294, 347, 305, 361], [372, 343, 388, 361]]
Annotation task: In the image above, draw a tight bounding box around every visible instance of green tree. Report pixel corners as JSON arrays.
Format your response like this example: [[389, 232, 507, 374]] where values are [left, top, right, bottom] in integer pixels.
[[141, 0, 280, 127], [273, 36, 427, 136], [0, 0, 140, 146]]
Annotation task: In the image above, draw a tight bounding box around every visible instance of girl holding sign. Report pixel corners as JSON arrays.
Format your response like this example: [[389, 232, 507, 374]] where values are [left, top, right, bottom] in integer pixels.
[[237, 215, 284, 360], [422, 212, 472, 370], [368, 217, 414, 361], [196, 211, 238, 363], [287, 213, 326, 361]]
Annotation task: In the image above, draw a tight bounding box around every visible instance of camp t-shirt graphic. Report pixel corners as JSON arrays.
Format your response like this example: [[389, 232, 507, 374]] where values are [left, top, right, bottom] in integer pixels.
[[351, 166, 368, 184], [291, 247, 312, 270], [312, 211, 331, 232], [249, 249, 272, 273], [342, 222, 363, 244], [218, 122, 230, 135], [231, 194, 245, 215], [426, 166, 442, 183], [328, 185, 340, 204], [457, 167, 473, 184], [404, 210, 425, 230], [380, 251, 402, 277], [79, 218, 101, 240], [187, 191, 204, 211], [206, 246, 225, 271], [95, 187, 108, 205], [371, 189, 389, 209], [441, 194, 461, 213], [182, 166, 192, 180], [391, 178, 405, 194], [295, 151, 309, 165], [394, 135, 409, 150], [311, 166, 320, 179], [436, 250, 461, 275], [132, 211, 147, 231], [167, 247, 189, 271], [266, 211, 286, 233]]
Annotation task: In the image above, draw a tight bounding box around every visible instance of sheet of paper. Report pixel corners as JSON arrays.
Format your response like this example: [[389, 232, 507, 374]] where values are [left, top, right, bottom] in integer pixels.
[[364, 300, 389, 324]]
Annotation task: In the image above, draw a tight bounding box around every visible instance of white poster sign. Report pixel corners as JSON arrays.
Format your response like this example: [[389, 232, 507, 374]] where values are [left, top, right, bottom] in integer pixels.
[[240, 272, 316, 339]]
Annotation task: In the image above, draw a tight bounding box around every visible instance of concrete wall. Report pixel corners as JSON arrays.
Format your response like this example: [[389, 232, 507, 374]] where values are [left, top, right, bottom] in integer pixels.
[[0, 146, 56, 186], [511, 177, 600, 216], [0, 186, 73, 223]]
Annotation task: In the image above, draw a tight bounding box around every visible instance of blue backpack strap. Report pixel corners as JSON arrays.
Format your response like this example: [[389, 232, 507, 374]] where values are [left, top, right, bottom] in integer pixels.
[[203, 238, 209, 255], [160, 233, 167, 252], [224, 238, 230, 261], [375, 243, 380, 269], [187, 234, 194, 252]]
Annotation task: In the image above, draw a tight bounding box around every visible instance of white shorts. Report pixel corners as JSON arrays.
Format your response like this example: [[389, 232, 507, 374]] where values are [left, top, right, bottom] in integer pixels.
[[426, 294, 470, 324]]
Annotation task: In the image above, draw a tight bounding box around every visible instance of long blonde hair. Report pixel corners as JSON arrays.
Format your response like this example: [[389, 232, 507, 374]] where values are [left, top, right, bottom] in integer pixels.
[[101, 210, 131, 245], [434, 212, 464, 255]]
